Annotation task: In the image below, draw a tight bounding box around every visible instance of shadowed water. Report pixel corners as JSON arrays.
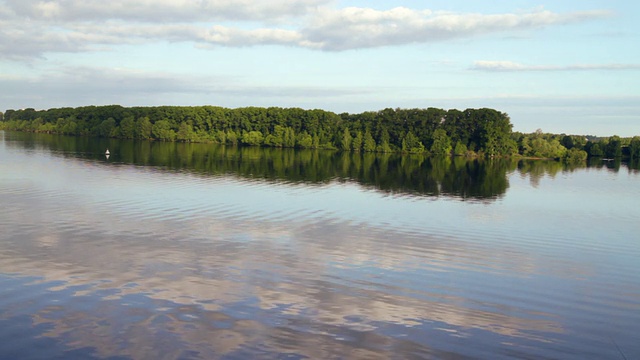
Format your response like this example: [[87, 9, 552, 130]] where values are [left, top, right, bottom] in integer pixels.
[[1, 131, 639, 359]]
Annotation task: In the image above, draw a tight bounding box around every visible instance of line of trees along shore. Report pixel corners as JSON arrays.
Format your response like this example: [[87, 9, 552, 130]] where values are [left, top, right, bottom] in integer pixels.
[[1, 105, 638, 162]]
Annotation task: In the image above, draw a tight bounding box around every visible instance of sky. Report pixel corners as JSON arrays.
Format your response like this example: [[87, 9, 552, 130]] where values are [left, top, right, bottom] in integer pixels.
[[0, 0, 638, 136]]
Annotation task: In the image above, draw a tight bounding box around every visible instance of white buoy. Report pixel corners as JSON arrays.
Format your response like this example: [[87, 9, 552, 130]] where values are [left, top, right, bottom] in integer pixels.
[[105, 149, 110, 155]]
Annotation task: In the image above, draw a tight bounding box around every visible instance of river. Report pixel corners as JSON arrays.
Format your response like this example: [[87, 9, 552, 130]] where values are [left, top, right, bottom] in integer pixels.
[[1, 131, 639, 359]]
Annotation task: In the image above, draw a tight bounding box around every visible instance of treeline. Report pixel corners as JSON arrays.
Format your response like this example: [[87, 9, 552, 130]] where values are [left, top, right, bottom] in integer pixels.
[[0, 105, 515, 156], [1, 105, 638, 162], [511, 130, 640, 162]]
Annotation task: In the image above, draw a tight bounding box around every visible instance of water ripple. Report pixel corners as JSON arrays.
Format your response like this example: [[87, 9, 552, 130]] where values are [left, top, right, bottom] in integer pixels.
[[1, 134, 640, 359]]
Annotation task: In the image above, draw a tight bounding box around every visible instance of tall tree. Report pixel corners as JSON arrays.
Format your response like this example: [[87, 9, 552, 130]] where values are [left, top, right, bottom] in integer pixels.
[[430, 129, 452, 156], [352, 131, 363, 152], [341, 127, 352, 151], [402, 131, 425, 154], [605, 136, 622, 158], [136, 117, 153, 139], [363, 130, 377, 152]]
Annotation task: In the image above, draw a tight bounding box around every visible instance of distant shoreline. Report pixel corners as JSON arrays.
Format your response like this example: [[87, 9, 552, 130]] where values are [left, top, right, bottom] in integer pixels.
[[1, 105, 638, 162]]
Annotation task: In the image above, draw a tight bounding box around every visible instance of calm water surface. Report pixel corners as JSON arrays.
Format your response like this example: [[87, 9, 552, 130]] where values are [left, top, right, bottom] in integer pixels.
[[1, 131, 639, 359]]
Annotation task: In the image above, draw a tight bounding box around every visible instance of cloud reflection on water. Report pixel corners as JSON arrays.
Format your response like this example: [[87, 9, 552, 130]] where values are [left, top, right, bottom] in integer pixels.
[[2, 134, 639, 359], [0, 181, 567, 359]]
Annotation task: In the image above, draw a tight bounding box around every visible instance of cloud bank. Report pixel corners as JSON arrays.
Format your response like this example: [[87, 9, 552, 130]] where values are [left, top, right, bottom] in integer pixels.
[[302, 7, 610, 51], [472, 60, 640, 72], [0, 1, 612, 58], [3, 0, 330, 22]]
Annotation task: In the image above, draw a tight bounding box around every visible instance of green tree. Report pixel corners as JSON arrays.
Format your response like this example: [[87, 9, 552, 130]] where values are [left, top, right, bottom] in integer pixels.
[[547, 139, 567, 159], [214, 130, 226, 144], [242, 131, 264, 146], [341, 127, 352, 151], [177, 122, 196, 142], [57, 117, 78, 135], [586, 141, 604, 157], [564, 148, 588, 164], [296, 131, 313, 148], [522, 134, 566, 159], [264, 125, 285, 147], [136, 117, 153, 139], [561, 135, 575, 149], [453, 142, 467, 156], [40, 122, 56, 133], [352, 130, 363, 151], [402, 131, 425, 154], [152, 120, 176, 141], [430, 128, 452, 156], [120, 116, 135, 139], [475, 109, 514, 156], [95, 118, 116, 138], [376, 128, 392, 153], [363, 130, 377, 152], [605, 135, 622, 158], [226, 130, 239, 145], [283, 127, 296, 148], [110, 125, 121, 138]]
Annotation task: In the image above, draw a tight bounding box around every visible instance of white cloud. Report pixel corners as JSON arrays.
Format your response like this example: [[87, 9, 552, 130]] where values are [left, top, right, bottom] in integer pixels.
[[300, 7, 611, 50], [4, 0, 330, 22], [201, 26, 304, 47], [0, 2, 613, 58], [472, 60, 640, 72]]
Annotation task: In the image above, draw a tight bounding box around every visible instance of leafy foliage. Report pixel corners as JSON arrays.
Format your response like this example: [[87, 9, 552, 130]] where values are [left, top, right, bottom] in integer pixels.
[[430, 129, 452, 156], [5, 105, 634, 160], [453, 142, 468, 156], [402, 131, 425, 154], [563, 148, 588, 164]]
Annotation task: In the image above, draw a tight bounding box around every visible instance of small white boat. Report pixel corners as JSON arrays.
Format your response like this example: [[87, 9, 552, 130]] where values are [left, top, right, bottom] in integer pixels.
[[105, 149, 110, 155]]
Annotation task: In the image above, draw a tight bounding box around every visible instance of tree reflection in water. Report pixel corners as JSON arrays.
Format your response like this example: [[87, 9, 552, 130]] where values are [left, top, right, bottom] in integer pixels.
[[5, 131, 516, 200]]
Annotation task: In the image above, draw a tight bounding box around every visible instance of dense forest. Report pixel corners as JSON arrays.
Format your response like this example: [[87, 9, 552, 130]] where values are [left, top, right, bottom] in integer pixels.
[[2, 105, 639, 162]]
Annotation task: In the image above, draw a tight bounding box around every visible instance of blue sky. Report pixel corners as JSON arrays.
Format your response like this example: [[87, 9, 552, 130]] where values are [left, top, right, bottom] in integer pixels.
[[0, 0, 638, 136]]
